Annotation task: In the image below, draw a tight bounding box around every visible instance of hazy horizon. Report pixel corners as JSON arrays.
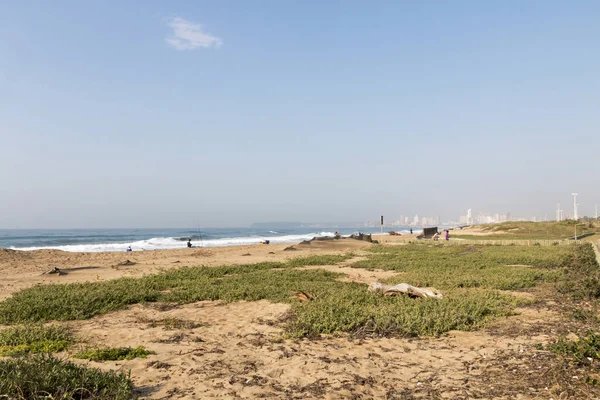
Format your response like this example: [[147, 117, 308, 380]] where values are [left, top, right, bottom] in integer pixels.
[[2, 1, 599, 229]]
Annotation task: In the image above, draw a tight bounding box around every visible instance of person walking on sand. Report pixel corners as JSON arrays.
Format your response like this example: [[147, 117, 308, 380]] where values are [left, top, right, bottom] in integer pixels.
[[445, 230, 450, 241], [187, 239, 193, 248], [410, 228, 413, 234]]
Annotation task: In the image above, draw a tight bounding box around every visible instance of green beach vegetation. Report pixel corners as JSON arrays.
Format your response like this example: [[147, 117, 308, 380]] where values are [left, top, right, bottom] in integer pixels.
[[452, 220, 599, 240], [0, 355, 134, 400], [353, 244, 569, 290], [0, 324, 72, 356], [73, 346, 155, 361], [1, 246, 594, 338]]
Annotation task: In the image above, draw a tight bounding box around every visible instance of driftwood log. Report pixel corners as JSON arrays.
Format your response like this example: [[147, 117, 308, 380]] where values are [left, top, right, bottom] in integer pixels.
[[43, 267, 66, 276], [368, 282, 443, 300]]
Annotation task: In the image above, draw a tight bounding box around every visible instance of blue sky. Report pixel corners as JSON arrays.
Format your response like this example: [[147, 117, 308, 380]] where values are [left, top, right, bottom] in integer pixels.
[[1, 1, 599, 228]]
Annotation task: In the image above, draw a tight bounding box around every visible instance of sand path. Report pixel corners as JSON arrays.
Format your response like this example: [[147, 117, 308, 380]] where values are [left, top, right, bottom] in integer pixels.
[[63, 297, 561, 399]]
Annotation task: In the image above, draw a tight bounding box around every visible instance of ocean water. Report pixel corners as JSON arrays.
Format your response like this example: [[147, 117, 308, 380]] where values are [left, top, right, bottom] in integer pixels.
[[0, 227, 419, 253]]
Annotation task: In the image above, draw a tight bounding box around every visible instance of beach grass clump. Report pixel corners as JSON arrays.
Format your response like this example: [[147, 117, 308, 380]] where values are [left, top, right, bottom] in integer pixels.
[[0, 354, 134, 400], [550, 330, 600, 364], [0, 261, 341, 324], [556, 244, 600, 299], [0, 324, 72, 356], [453, 220, 598, 240], [285, 253, 354, 267], [160, 268, 344, 304], [286, 286, 519, 338], [139, 317, 202, 330], [355, 244, 574, 290], [73, 346, 154, 361]]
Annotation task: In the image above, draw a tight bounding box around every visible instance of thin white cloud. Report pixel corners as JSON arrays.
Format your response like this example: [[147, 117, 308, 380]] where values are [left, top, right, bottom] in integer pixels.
[[165, 17, 223, 50]]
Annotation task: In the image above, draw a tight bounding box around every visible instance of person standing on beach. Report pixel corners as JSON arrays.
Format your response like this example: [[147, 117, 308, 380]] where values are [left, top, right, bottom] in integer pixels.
[[410, 228, 413, 234], [445, 230, 450, 240], [187, 239, 192, 248]]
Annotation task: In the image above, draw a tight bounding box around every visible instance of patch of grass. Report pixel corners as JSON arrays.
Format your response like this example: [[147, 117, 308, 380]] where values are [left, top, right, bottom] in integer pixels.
[[0, 263, 515, 338], [73, 346, 155, 361], [355, 244, 569, 290], [550, 330, 600, 364], [286, 253, 354, 267], [555, 244, 600, 299], [0, 324, 72, 356], [139, 317, 202, 330], [0, 261, 287, 324], [453, 221, 599, 240], [286, 286, 519, 338], [0, 354, 134, 399]]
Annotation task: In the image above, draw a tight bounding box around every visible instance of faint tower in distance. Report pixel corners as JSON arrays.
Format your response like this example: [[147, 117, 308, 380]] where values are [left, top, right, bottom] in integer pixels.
[[466, 209, 473, 225], [572, 193, 579, 220]]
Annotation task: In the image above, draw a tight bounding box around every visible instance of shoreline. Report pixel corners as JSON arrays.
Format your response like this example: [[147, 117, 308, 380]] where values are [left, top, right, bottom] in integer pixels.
[[0, 227, 426, 253]]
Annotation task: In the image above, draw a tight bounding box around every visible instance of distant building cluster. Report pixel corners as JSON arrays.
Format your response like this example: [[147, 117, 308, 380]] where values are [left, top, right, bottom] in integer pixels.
[[444, 211, 544, 226], [364, 215, 440, 227], [365, 198, 598, 228], [459, 209, 512, 225]]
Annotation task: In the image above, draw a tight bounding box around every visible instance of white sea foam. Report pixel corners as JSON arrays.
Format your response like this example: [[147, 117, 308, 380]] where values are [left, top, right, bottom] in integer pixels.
[[13, 231, 339, 253]]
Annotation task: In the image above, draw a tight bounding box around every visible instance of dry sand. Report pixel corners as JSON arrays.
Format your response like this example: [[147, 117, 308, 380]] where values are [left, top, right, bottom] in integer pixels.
[[0, 238, 371, 301], [0, 238, 586, 399]]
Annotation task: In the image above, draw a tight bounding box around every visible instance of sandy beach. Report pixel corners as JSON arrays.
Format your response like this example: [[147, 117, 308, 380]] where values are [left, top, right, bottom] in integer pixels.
[[0, 238, 375, 301], [2, 234, 587, 399]]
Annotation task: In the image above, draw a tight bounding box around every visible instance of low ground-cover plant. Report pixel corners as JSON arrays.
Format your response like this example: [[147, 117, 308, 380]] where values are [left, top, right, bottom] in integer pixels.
[[0, 266, 521, 338], [286, 286, 520, 338], [355, 244, 577, 290], [74, 346, 155, 361], [138, 317, 202, 330], [0, 324, 72, 356], [0, 354, 134, 399], [452, 221, 598, 240], [286, 254, 354, 267], [555, 245, 600, 299], [550, 330, 600, 364], [0, 256, 350, 324], [0, 246, 594, 339]]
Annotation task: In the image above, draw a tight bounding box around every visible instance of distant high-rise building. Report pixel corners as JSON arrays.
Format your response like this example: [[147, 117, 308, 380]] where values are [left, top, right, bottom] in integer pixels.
[[413, 215, 419, 226], [466, 209, 473, 225]]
